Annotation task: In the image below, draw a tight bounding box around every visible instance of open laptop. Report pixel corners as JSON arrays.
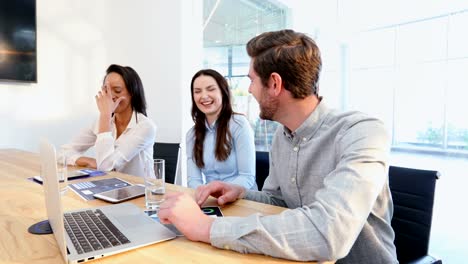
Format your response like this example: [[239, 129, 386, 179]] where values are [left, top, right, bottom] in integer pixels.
[[39, 139, 176, 263]]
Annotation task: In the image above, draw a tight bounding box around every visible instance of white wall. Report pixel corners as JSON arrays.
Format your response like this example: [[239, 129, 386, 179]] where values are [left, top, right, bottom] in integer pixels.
[[0, 0, 202, 185], [0, 1, 201, 146]]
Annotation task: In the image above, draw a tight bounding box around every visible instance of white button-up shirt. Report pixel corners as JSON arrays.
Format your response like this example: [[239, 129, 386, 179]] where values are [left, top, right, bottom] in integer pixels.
[[62, 112, 156, 177]]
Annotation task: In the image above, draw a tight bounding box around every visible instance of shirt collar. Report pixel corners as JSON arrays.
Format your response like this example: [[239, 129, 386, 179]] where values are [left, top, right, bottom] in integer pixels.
[[111, 111, 139, 130], [205, 118, 218, 132], [282, 101, 330, 141]]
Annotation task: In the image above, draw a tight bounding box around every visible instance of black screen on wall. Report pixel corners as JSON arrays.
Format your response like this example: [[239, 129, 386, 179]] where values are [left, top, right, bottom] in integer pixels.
[[0, 0, 37, 82]]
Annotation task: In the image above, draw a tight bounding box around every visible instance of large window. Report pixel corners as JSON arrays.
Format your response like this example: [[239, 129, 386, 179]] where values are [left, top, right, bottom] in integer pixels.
[[203, 0, 468, 155], [203, 0, 287, 151], [347, 8, 468, 154]]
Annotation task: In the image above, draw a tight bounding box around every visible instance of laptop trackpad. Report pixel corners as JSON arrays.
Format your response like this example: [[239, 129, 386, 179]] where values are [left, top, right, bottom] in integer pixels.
[[116, 214, 154, 229]]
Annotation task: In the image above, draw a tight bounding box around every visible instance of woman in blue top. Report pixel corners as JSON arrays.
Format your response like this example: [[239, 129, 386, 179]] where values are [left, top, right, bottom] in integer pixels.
[[186, 69, 257, 190]]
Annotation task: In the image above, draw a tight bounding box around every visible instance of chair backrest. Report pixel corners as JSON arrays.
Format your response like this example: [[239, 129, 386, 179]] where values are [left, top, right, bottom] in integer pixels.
[[255, 151, 270, 191], [153, 142, 180, 184], [388, 165, 440, 263]]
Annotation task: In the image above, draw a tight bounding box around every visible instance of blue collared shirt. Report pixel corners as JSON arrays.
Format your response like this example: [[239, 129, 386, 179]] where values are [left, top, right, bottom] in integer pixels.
[[186, 114, 257, 190]]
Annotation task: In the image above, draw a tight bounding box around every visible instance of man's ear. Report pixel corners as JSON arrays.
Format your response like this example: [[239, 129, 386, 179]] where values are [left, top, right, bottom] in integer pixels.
[[268, 72, 283, 96]]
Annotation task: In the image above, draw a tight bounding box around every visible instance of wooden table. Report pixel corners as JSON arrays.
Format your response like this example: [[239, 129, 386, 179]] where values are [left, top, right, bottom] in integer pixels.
[[0, 149, 331, 263]]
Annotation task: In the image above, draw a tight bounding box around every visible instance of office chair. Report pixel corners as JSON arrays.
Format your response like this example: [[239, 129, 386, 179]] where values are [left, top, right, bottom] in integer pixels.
[[255, 151, 270, 191], [389, 166, 442, 264], [153, 142, 180, 184]]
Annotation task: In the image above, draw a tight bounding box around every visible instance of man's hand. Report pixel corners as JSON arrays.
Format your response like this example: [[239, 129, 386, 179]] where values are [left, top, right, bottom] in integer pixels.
[[195, 181, 246, 206], [158, 192, 214, 243]]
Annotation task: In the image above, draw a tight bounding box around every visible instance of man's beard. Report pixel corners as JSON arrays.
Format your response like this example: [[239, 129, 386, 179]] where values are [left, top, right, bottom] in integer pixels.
[[259, 95, 278, 121]]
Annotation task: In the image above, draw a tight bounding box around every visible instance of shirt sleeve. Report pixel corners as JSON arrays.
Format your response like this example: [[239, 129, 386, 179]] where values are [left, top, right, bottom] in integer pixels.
[[186, 128, 204, 188], [95, 119, 156, 172], [244, 184, 288, 207], [222, 116, 256, 189], [210, 119, 390, 261], [60, 122, 97, 166]]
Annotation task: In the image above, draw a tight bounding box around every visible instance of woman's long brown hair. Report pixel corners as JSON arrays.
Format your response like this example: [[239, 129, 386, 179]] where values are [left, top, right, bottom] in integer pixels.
[[190, 69, 233, 168]]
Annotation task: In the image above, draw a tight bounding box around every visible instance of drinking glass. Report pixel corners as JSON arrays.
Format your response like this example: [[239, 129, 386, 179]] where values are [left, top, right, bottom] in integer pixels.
[[56, 149, 68, 195], [144, 159, 165, 211]]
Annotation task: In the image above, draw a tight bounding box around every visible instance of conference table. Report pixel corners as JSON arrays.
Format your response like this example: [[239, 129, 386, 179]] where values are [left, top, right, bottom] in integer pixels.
[[0, 149, 333, 263]]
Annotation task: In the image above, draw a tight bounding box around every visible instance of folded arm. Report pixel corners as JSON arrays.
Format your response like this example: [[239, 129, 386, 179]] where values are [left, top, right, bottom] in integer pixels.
[[61, 125, 97, 166]]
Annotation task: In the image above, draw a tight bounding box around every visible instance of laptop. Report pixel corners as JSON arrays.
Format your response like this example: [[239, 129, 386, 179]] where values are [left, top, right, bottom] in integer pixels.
[[39, 139, 176, 263]]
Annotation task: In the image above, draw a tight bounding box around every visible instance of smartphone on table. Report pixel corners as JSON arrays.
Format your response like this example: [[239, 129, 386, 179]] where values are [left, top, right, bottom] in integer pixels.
[[32, 169, 90, 183], [93, 185, 145, 203]]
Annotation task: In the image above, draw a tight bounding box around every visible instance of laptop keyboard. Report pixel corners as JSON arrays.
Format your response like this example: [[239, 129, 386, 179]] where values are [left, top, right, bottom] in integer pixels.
[[64, 209, 130, 254]]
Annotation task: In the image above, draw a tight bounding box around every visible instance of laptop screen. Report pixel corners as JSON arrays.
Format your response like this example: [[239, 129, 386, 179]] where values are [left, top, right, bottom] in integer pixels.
[[40, 139, 68, 262]]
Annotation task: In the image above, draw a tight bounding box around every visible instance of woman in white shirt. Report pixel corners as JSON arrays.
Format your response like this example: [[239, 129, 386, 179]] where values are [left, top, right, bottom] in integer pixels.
[[62, 64, 156, 177]]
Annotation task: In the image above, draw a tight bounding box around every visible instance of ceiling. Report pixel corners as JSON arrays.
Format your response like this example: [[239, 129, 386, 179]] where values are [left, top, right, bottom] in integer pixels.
[[203, 0, 288, 47]]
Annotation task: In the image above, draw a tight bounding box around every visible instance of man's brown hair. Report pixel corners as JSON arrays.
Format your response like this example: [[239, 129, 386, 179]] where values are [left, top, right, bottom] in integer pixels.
[[246, 29, 322, 98]]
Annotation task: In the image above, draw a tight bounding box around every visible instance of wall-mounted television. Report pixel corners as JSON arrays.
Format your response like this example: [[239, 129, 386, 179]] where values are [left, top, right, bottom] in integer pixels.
[[0, 0, 37, 82]]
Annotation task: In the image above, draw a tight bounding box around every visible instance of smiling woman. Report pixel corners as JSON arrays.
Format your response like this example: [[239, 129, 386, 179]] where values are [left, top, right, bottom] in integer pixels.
[[61, 64, 156, 178], [186, 69, 257, 190], [192, 75, 223, 124], [0, 0, 36, 82]]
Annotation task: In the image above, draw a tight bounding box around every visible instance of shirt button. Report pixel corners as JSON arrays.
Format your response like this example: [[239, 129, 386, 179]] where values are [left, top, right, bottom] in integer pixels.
[[302, 137, 307, 141], [291, 177, 296, 183], [293, 147, 298, 152]]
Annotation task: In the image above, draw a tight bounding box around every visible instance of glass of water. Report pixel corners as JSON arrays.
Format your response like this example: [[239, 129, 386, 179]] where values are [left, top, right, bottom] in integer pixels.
[[56, 149, 68, 195], [144, 159, 165, 211]]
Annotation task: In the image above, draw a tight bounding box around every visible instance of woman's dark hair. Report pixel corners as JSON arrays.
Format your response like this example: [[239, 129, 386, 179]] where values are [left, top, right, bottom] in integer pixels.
[[105, 64, 147, 116], [190, 69, 233, 168]]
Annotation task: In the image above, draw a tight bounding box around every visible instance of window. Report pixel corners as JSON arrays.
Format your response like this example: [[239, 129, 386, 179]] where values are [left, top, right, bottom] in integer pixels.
[[203, 0, 287, 150], [346, 8, 468, 154], [203, 0, 468, 155]]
